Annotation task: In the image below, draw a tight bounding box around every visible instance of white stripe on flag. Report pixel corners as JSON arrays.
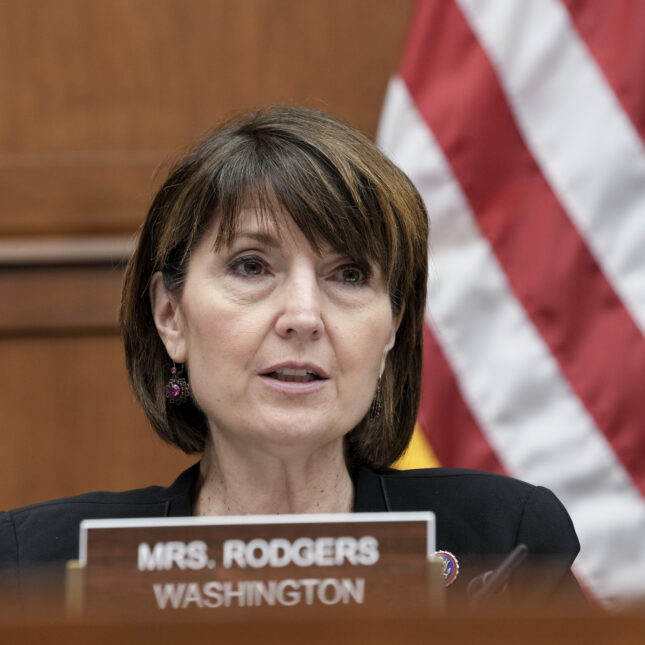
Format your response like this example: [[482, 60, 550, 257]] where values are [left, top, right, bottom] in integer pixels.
[[378, 76, 645, 606], [456, 0, 645, 337]]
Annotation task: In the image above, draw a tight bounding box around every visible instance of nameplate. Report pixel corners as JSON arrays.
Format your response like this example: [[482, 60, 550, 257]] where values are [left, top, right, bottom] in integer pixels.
[[74, 512, 439, 618]]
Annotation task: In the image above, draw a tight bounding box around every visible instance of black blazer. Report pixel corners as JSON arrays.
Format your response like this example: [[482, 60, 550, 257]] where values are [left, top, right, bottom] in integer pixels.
[[0, 464, 582, 605]]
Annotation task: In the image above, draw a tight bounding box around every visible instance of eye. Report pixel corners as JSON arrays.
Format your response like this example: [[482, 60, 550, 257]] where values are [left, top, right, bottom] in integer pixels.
[[335, 263, 369, 285], [229, 255, 267, 277]]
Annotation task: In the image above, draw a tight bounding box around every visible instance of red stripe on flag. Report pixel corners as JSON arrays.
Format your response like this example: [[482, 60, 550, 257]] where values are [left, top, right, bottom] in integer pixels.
[[563, 0, 645, 145], [402, 0, 645, 494], [419, 323, 506, 474]]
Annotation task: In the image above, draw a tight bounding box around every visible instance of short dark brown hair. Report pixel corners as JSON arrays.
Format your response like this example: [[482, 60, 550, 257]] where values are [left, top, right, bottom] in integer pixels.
[[120, 106, 428, 470]]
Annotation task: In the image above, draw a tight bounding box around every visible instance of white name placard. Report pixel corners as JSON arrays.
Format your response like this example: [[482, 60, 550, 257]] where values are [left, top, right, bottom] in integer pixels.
[[73, 512, 439, 618]]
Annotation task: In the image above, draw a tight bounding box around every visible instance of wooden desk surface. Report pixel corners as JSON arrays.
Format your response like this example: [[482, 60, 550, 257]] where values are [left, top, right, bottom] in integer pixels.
[[1, 610, 644, 645]]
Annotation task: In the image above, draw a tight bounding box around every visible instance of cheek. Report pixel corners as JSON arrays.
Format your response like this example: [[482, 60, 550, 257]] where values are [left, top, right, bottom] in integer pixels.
[[183, 304, 267, 381], [336, 308, 394, 374], [333, 323, 389, 428]]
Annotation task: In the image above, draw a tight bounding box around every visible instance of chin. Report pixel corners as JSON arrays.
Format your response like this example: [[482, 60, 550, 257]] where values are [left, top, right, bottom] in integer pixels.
[[251, 420, 347, 452]]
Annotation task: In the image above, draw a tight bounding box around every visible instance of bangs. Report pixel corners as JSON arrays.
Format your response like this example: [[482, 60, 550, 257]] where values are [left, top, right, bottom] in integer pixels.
[[210, 136, 395, 283]]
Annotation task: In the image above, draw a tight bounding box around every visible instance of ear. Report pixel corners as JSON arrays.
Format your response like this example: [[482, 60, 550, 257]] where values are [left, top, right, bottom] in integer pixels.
[[149, 272, 187, 362], [380, 306, 405, 375]]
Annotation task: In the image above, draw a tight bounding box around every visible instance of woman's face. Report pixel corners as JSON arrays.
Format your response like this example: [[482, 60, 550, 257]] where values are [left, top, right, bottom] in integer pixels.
[[152, 206, 399, 458]]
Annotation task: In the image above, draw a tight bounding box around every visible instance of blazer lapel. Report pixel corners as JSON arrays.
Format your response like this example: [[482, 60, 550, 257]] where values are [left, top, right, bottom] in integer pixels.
[[353, 467, 389, 512], [164, 462, 201, 516]]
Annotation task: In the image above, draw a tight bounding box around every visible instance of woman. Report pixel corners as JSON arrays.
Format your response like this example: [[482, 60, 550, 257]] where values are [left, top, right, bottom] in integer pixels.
[[1, 106, 581, 603]]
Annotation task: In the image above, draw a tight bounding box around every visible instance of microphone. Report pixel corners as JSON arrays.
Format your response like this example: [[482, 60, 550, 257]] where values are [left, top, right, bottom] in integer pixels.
[[467, 543, 528, 602]]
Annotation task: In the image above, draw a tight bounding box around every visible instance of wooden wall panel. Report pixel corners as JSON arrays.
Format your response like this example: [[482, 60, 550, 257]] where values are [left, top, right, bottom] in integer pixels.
[[0, 0, 415, 510], [0, 0, 414, 236], [0, 158, 165, 236], [0, 334, 195, 509], [2, 267, 122, 333], [0, 0, 411, 149]]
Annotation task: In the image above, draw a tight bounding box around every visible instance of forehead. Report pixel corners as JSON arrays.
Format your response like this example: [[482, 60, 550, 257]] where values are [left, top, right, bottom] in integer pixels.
[[225, 204, 295, 237], [212, 201, 339, 256]]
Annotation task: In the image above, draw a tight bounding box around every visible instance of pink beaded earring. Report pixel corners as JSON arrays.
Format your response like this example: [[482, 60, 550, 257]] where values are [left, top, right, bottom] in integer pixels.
[[166, 363, 190, 404]]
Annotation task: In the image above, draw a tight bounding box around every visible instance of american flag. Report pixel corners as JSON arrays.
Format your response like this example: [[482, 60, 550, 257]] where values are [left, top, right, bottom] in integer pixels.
[[379, 0, 645, 608]]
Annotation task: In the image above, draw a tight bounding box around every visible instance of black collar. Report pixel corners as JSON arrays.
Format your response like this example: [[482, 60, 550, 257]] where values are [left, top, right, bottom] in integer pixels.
[[163, 462, 389, 516]]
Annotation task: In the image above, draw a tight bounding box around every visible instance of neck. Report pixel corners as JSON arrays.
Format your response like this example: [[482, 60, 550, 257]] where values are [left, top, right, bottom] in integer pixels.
[[193, 435, 354, 516]]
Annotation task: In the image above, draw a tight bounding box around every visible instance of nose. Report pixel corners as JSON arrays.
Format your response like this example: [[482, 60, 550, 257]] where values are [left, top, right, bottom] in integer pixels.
[[274, 265, 324, 340]]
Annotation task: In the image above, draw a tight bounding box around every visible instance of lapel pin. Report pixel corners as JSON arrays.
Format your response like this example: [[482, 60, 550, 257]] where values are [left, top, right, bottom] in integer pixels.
[[433, 550, 460, 586]]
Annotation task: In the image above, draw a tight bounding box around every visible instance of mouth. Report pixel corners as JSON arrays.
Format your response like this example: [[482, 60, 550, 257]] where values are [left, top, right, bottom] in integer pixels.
[[260, 364, 329, 384], [264, 368, 324, 383]]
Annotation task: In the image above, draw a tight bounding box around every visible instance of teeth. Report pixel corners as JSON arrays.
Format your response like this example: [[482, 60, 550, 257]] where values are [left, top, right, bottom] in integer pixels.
[[270, 367, 320, 382], [275, 368, 315, 376]]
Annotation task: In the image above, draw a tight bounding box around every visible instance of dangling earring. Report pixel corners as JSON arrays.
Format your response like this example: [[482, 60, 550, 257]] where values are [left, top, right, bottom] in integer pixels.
[[369, 378, 382, 419], [166, 363, 190, 404]]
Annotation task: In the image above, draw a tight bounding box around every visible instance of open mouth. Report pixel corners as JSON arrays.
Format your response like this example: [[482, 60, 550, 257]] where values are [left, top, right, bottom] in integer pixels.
[[264, 368, 324, 383]]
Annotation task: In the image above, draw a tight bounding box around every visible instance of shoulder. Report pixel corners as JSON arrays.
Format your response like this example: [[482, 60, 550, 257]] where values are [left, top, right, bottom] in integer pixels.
[[370, 467, 579, 557], [379, 467, 538, 509], [1, 463, 199, 569], [367, 466, 541, 512], [372, 468, 583, 605]]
